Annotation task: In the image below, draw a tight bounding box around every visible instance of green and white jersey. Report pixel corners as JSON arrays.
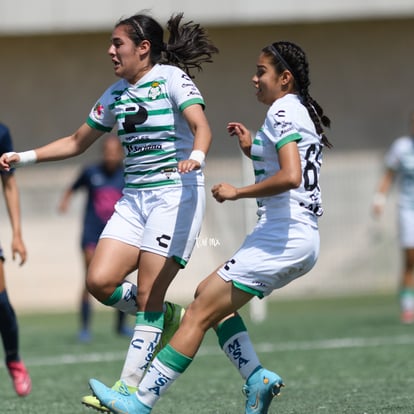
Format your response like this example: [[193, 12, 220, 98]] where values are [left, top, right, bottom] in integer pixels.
[[252, 93, 323, 225], [385, 136, 414, 210], [87, 64, 205, 189]]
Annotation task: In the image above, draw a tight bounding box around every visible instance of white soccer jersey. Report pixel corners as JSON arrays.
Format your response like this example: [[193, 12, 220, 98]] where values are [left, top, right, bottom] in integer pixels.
[[252, 93, 323, 225], [87, 64, 205, 189], [385, 136, 414, 210]]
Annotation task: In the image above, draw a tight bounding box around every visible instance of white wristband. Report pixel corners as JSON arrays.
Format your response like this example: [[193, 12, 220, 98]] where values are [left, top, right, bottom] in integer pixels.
[[189, 150, 205, 168], [6, 150, 37, 168]]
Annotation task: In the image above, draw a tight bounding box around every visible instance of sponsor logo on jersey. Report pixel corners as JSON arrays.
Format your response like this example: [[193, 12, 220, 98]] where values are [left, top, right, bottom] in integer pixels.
[[187, 90, 202, 97], [162, 167, 177, 179], [272, 109, 294, 135], [125, 143, 162, 154]]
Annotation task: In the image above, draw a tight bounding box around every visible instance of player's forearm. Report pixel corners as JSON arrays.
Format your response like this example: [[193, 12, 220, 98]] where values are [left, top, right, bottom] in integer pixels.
[[3, 177, 23, 236]]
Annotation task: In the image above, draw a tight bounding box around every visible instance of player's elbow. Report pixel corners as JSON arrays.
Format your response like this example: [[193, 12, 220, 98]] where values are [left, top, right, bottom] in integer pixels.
[[286, 171, 302, 189]]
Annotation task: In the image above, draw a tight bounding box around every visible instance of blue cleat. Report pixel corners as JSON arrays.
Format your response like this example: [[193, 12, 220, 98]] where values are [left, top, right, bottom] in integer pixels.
[[82, 380, 137, 412], [89, 379, 151, 414], [78, 329, 92, 343], [242, 368, 284, 414]]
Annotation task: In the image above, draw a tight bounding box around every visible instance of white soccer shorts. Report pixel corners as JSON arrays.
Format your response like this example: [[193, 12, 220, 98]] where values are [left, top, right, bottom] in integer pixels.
[[217, 216, 320, 297], [100, 186, 205, 267]]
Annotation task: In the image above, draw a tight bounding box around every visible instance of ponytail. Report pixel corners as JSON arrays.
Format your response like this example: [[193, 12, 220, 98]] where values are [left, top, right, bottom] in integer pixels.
[[163, 13, 219, 77], [266, 41, 332, 148]]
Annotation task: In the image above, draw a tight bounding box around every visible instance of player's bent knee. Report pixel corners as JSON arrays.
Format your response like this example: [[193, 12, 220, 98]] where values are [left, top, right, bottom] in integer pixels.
[[85, 274, 115, 302]]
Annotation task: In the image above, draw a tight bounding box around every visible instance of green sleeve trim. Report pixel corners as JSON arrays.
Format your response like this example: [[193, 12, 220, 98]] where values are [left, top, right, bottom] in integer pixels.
[[103, 285, 123, 306], [136, 311, 164, 329], [157, 344, 192, 373], [233, 281, 264, 299], [275, 133, 302, 151], [86, 117, 112, 132], [216, 314, 247, 348], [179, 98, 205, 112]]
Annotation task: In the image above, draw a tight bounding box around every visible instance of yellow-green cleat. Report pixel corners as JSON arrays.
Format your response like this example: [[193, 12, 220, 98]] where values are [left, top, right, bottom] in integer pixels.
[[81, 380, 137, 412], [159, 301, 185, 349]]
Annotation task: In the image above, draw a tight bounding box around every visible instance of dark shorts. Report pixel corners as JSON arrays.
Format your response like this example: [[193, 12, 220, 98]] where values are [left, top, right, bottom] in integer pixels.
[[81, 222, 105, 250]]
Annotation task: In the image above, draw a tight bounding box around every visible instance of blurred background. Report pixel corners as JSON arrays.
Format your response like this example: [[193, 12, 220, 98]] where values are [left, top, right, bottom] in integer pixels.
[[0, 0, 413, 312]]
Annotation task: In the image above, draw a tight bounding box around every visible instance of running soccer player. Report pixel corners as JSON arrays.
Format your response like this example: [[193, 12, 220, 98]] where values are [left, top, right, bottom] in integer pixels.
[[0, 11, 217, 411], [0, 123, 31, 397], [372, 111, 414, 324], [89, 40, 332, 414]]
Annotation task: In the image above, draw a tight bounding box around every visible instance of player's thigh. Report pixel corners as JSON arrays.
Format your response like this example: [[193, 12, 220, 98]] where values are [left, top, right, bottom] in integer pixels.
[[87, 238, 139, 295], [136, 251, 181, 310]]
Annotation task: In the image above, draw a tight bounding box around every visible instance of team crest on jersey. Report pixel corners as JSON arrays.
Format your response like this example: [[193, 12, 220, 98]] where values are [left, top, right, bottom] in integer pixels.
[[148, 82, 162, 100], [93, 102, 104, 119]]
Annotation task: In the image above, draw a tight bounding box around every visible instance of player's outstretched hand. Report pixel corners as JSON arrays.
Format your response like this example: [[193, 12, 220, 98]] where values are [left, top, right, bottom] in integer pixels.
[[0, 152, 19, 172], [227, 122, 252, 156]]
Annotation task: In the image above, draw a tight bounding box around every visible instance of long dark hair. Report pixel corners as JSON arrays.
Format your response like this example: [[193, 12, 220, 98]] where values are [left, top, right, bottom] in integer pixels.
[[264, 41, 332, 148], [116, 13, 219, 78]]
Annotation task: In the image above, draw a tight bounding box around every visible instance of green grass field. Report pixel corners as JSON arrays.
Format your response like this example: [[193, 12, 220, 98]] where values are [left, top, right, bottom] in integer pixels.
[[2, 293, 414, 414]]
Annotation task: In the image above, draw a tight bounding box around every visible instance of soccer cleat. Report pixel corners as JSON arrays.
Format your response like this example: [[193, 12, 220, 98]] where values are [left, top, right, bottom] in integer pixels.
[[89, 378, 151, 414], [6, 360, 32, 397], [81, 394, 109, 412], [81, 380, 137, 412], [242, 368, 284, 414], [78, 328, 92, 343], [401, 309, 414, 324], [159, 301, 185, 349]]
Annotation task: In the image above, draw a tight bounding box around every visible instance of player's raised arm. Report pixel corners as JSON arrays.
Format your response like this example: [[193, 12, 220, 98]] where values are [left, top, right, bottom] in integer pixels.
[[0, 123, 103, 171]]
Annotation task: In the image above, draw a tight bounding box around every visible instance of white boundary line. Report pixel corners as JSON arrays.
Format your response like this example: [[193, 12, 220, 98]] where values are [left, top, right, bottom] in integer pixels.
[[9, 334, 414, 368]]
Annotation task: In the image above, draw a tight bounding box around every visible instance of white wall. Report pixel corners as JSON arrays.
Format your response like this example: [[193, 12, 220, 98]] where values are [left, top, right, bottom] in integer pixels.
[[1, 0, 414, 34]]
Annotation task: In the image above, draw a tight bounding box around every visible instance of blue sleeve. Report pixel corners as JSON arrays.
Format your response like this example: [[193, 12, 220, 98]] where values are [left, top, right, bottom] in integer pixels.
[[0, 124, 14, 155], [0, 124, 14, 176], [71, 168, 90, 191]]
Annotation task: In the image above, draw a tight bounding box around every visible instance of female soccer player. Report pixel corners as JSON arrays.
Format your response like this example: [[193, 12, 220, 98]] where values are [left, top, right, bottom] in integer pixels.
[[0, 11, 217, 409], [0, 123, 31, 397], [372, 112, 414, 324], [89, 40, 332, 414]]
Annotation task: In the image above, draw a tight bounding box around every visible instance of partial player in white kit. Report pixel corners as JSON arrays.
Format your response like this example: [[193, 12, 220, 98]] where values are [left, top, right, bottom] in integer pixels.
[[218, 93, 324, 296], [0, 12, 218, 412], [89, 40, 332, 414], [372, 111, 414, 324]]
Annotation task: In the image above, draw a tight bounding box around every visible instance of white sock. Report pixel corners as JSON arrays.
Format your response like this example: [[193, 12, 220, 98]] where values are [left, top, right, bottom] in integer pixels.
[[221, 331, 261, 380], [120, 312, 163, 386], [137, 350, 188, 407]]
